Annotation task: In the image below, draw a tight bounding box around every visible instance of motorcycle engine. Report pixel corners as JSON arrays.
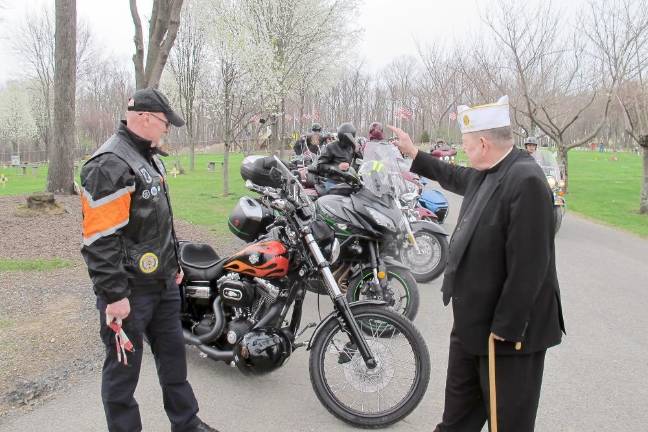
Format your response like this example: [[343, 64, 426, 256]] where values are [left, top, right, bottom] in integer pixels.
[[234, 328, 293, 375], [216, 273, 282, 344], [218, 276, 256, 307]]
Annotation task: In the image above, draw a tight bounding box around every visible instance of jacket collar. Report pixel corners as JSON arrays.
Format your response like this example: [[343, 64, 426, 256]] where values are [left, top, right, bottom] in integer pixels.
[[117, 121, 157, 159], [484, 146, 516, 174]]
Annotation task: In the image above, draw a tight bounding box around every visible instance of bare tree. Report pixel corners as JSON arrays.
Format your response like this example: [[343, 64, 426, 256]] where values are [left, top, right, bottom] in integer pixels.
[[169, 1, 205, 170], [47, 0, 76, 194], [585, 0, 648, 213], [480, 0, 615, 190], [207, 0, 261, 195], [130, 0, 184, 89], [12, 9, 92, 156], [234, 0, 360, 157]]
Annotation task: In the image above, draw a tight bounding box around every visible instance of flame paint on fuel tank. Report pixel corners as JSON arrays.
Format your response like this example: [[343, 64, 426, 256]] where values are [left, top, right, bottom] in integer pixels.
[[224, 240, 289, 278]]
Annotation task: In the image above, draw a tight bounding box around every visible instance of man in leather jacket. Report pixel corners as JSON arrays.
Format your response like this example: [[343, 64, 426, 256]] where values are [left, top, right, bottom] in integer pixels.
[[316, 122, 359, 173], [80, 88, 218, 432]]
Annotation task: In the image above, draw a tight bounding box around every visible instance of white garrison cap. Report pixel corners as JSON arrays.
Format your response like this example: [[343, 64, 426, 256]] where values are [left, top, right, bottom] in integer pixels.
[[457, 95, 511, 133]]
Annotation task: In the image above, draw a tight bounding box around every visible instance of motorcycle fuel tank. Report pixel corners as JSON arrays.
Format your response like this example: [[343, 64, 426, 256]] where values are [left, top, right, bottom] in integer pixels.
[[223, 240, 289, 279]]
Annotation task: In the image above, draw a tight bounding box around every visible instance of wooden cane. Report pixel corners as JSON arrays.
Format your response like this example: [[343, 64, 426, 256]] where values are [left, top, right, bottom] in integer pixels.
[[488, 333, 498, 432], [489, 335, 523, 432]]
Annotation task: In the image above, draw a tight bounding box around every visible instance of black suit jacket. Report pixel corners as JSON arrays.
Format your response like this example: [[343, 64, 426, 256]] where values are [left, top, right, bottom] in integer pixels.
[[411, 149, 565, 355]]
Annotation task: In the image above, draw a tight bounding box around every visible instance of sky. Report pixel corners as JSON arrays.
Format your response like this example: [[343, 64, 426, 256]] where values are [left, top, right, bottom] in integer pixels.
[[0, 0, 580, 86]]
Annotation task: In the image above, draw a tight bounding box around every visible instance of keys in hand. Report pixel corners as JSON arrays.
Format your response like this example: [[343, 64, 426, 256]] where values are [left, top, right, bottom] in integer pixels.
[[107, 318, 135, 366]]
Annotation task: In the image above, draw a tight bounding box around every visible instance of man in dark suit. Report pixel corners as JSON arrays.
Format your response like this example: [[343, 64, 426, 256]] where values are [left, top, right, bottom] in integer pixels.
[[388, 95, 565, 432]]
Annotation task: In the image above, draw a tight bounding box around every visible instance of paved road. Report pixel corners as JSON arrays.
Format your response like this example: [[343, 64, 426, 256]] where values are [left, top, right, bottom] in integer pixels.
[[2, 188, 648, 432]]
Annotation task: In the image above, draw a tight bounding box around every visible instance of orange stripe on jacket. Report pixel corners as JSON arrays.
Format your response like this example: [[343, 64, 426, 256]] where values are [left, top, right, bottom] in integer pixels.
[[81, 186, 134, 246]]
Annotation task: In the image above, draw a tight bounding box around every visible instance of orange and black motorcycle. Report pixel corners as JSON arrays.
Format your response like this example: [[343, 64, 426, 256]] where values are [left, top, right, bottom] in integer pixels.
[[177, 156, 430, 428]]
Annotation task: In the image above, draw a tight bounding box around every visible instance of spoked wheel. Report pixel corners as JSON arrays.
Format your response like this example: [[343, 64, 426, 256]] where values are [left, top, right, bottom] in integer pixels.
[[347, 268, 419, 321], [400, 229, 448, 283], [309, 304, 430, 428]]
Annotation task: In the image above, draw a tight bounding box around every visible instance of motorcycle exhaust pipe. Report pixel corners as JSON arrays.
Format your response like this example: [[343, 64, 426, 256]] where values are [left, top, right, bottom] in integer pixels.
[[183, 329, 235, 362], [183, 296, 226, 345], [196, 344, 235, 362]]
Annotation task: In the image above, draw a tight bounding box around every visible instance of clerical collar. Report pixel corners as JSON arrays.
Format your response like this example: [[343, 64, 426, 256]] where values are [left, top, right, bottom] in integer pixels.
[[486, 146, 514, 172]]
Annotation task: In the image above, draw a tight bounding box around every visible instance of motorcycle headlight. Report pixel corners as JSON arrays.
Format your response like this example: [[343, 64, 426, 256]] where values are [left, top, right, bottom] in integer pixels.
[[558, 179, 565, 189], [546, 175, 557, 189], [443, 156, 449, 161], [330, 238, 341, 264], [367, 208, 396, 231]]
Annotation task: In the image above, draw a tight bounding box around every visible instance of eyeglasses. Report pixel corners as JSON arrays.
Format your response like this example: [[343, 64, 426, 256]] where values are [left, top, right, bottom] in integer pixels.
[[140, 112, 170, 129]]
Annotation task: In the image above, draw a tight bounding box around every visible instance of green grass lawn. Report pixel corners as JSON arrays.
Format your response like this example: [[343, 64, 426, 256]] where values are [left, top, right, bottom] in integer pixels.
[[0, 258, 73, 272], [0, 165, 49, 196], [165, 153, 249, 236], [568, 150, 647, 237], [2, 149, 646, 238]]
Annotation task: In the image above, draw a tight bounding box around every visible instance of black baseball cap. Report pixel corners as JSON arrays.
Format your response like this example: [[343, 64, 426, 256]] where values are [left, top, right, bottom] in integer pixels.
[[127, 88, 185, 127]]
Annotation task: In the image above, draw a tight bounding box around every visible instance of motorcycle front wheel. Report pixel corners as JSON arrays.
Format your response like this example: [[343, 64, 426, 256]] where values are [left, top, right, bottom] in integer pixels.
[[399, 228, 448, 283], [309, 304, 430, 428], [346, 268, 419, 321]]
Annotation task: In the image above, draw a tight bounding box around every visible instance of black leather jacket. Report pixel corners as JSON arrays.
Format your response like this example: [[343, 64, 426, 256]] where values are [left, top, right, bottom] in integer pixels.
[[80, 121, 179, 302], [315, 139, 358, 174]]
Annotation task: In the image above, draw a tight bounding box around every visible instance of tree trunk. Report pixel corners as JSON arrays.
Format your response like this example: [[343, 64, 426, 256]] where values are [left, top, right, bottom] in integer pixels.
[[188, 128, 195, 171], [223, 75, 232, 196], [130, 0, 184, 89], [556, 143, 569, 193], [299, 90, 305, 133], [279, 96, 286, 160], [47, 0, 76, 195], [640, 135, 648, 215]]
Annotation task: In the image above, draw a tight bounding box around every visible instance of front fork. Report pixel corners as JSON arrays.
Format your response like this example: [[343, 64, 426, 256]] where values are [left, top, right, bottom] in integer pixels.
[[396, 200, 420, 253], [368, 242, 394, 305], [303, 230, 377, 369]]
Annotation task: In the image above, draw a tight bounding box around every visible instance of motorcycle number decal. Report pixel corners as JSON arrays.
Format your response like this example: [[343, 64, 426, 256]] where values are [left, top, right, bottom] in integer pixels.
[[139, 252, 159, 274]]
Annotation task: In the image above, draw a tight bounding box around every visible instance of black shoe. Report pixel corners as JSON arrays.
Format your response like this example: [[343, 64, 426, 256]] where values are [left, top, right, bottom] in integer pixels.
[[337, 342, 357, 364], [193, 419, 219, 432]]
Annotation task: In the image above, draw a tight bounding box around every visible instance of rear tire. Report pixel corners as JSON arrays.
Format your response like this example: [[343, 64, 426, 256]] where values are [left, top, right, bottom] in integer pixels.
[[346, 268, 419, 321], [399, 228, 448, 283]]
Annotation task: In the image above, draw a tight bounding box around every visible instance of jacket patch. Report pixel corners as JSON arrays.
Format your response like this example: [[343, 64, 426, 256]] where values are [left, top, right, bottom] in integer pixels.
[[139, 168, 153, 184], [139, 252, 159, 274]]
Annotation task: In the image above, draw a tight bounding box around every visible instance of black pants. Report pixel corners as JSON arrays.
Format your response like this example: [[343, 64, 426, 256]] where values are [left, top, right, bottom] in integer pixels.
[[435, 331, 546, 432], [97, 279, 200, 432]]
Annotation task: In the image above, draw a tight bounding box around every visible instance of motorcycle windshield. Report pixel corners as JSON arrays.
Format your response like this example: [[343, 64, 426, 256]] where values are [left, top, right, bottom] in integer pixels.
[[533, 150, 562, 181], [359, 143, 411, 197]]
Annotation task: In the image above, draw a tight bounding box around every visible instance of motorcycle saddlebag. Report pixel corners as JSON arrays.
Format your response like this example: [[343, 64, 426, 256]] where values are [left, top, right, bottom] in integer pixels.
[[228, 196, 275, 242]]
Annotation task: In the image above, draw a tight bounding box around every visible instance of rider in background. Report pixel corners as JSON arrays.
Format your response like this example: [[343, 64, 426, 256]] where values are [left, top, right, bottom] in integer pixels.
[[293, 123, 323, 155], [525, 136, 539, 155], [363, 121, 410, 172]]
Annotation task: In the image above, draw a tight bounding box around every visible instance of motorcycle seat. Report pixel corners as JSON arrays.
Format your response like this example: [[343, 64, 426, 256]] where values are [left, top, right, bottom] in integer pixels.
[[179, 242, 225, 281]]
